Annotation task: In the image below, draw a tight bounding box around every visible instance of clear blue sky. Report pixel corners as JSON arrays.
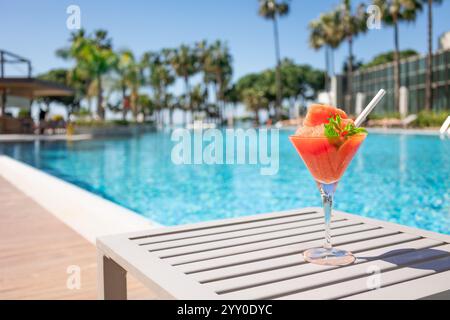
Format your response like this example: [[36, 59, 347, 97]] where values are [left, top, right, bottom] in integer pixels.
[[1, 0, 449, 80]]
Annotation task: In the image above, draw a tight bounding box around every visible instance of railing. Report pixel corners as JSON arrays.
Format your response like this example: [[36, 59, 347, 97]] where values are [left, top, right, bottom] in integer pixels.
[[348, 50, 450, 115]]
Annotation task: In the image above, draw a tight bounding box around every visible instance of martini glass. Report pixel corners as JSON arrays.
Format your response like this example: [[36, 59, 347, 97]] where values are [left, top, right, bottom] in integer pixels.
[[289, 133, 367, 266]]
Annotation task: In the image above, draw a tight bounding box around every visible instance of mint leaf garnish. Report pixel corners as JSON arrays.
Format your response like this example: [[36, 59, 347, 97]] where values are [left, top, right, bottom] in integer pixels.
[[344, 123, 367, 136], [324, 114, 367, 138], [324, 122, 339, 137]]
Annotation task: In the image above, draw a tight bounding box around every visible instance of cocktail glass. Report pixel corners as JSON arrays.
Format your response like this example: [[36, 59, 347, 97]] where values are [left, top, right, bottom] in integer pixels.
[[289, 134, 367, 266]]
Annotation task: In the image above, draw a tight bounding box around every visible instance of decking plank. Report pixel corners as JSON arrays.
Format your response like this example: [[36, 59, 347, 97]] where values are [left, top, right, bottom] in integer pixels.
[[0, 176, 153, 300]]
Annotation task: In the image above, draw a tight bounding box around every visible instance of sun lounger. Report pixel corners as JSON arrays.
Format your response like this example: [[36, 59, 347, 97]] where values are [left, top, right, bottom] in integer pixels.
[[97, 208, 450, 300], [368, 114, 417, 129]]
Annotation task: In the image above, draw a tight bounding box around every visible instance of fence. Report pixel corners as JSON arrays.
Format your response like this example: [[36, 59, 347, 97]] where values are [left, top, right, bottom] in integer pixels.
[[346, 49, 450, 115]]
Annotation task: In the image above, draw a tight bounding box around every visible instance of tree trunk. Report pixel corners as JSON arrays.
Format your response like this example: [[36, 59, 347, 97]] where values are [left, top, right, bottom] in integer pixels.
[[1, 90, 6, 117], [347, 36, 353, 114], [330, 48, 335, 76], [184, 75, 191, 124], [169, 108, 173, 126], [97, 75, 104, 120], [272, 16, 282, 121], [131, 89, 138, 120], [254, 109, 260, 126], [121, 85, 127, 121], [325, 46, 332, 104], [393, 20, 401, 113], [425, 0, 433, 111]]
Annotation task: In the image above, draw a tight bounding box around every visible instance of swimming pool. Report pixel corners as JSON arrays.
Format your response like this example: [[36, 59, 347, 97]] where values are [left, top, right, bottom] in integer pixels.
[[1, 130, 449, 234]]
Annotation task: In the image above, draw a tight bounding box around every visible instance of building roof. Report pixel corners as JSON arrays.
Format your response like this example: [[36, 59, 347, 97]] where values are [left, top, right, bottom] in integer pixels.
[[0, 77, 74, 99]]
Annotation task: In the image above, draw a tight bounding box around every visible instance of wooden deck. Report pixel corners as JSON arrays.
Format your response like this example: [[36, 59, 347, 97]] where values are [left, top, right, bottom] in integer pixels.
[[0, 176, 153, 300]]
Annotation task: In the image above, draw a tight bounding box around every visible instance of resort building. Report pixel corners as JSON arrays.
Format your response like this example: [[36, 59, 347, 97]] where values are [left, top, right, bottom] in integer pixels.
[[350, 49, 450, 115]]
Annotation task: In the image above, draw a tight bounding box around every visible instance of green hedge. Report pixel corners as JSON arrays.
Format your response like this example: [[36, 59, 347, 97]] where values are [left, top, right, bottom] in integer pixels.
[[73, 119, 155, 127], [412, 111, 449, 128], [367, 112, 401, 120]]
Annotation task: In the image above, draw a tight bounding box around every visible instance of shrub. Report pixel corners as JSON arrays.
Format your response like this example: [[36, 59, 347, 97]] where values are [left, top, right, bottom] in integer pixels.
[[412, 111, 449, 128], [112, 119, 129, 126], [367, 112, 401, 120], [73, 108, 91, 117], [18, 108, 31, 118]]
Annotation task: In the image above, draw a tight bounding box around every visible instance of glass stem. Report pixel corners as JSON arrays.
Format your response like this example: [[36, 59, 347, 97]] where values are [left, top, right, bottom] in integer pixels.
[[319, 182, 337, 250]]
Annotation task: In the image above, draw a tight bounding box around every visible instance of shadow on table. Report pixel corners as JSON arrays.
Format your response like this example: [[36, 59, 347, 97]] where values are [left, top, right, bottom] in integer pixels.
[[356, 248, 450, 271]]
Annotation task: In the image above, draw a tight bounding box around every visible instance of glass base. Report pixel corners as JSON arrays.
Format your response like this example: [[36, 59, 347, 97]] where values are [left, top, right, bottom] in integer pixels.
[[304, 247, 355, 266]]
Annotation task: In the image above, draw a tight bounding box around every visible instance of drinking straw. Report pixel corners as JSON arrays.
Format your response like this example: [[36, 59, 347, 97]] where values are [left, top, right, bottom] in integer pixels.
[[354, 89, 386, 127]]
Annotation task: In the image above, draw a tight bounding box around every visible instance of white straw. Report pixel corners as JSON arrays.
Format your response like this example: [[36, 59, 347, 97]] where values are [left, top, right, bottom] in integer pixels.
[[354, 89, 386, 127]]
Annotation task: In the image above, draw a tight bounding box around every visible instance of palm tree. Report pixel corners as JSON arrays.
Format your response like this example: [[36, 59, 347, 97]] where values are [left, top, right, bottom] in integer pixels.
[[167, 45, 198, 124], [204, 40, 233, 124], [309, 10, 343, 102], [374, 0, 423, 112], [258, 0, 290, 120], [57, 29, 117, 119], [190, 84, 208, 121], [242, 88, 269, 126], [196, 40, 214, 89], [116, 50, 143, 120], [142, 51, 175, 125], [421, 0, 442, 111], [338, 0, 367, 113], [139, 93, 156, 121]]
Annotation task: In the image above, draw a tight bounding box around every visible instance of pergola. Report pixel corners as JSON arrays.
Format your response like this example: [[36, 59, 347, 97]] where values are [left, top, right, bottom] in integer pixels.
[[0, 50, 74, 134], [0, 50, 74, 116]]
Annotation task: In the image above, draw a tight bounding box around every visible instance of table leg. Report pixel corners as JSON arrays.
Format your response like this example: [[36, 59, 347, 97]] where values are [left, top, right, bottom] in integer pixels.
[[97, 250, 127, 300]]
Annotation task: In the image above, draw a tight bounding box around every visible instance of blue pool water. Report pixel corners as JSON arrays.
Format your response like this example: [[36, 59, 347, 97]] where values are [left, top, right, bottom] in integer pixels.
[[1, 130, 449, 234]]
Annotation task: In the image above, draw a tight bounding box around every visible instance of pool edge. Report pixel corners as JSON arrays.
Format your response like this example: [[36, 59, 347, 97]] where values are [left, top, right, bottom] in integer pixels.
[[0, 155, 161, 244]]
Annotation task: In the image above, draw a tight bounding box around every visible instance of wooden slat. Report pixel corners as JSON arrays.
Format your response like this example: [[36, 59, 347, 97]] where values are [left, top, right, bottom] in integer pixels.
[[275, 244, 450, 300], [142, 216, 347, 251], [175, 228, 398, 274], [155, 219, 359, 258], [191, 233, 421, 283], [204, 238, 438, 293], [134, 212, 324, 246], [342, 270, 450, 300], [164, 223, 380, 266], [129, 209, 320, 243]]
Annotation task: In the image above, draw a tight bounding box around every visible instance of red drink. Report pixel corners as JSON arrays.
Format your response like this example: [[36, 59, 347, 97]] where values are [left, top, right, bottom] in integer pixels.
[[289, 134, 366, 184], [289, 104, 367, 266]]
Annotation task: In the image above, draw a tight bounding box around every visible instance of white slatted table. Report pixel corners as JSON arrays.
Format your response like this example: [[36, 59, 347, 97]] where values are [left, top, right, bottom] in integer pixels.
[[97, 207, 450, 300]]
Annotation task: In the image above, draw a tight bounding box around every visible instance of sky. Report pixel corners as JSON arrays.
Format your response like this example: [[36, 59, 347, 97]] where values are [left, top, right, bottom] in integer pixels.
[[1, 0, 449, 79], [1, 0, 449, 120]]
